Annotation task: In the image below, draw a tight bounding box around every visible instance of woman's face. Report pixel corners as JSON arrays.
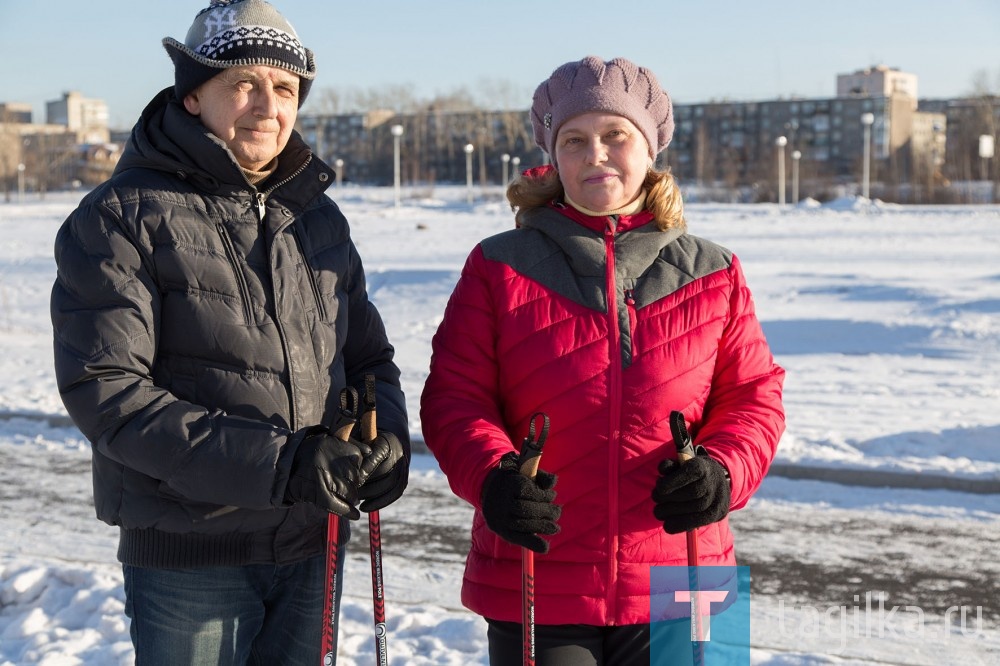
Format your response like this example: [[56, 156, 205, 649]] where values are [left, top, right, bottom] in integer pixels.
[[554, 112, 650, 213]]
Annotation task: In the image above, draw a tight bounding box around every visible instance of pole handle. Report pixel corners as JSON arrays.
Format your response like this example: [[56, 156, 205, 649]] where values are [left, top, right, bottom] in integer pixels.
[[669, 410, 696, 464], [517, 412, 549, 479]]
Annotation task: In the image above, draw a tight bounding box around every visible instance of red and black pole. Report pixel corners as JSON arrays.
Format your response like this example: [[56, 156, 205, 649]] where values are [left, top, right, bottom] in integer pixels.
[[669, 410, 704, 666], [517, 412, 550, 666], [362, 373, 389, 666], [321, 388, 359, 666]]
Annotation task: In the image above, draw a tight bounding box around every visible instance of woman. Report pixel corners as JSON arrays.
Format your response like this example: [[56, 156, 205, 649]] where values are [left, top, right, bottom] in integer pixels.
[[420, 56, 784, 665]]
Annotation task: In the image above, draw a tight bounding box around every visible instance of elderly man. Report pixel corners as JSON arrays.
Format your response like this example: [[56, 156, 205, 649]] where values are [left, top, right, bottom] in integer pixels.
[[50, 1, 409, 662]]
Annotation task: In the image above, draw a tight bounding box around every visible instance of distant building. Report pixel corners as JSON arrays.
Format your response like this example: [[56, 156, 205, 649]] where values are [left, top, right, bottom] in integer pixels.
[[0, 102, 33, 124], [298, 107, 536, 185], [837, 65, 918, 110], [1, 92, 114, 194], [46, 91, 110, 144]]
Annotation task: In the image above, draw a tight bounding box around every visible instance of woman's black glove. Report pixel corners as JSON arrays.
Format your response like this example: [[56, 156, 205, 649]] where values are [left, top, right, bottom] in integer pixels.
[[652, 447, 731, 534], [481, 452, 561, 554], [286, 430, 364, 519], [358, 431, 409, 512]]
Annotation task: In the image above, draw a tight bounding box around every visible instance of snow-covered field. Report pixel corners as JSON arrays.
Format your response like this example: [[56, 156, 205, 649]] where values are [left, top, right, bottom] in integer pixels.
[[1, 186, 998, 664]]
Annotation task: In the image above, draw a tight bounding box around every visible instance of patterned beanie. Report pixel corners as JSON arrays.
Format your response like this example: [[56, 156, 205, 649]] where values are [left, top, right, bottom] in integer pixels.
[[531, 56, 673, 168], [163, 0, 317, 106]]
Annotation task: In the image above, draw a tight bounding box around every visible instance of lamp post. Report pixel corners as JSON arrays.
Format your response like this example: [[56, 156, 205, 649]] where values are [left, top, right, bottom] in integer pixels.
[[334, 158, 344, 188], [17, 163, 25, 203], [979, 134, 994, 182], [791, 150, 801, 204], [501, 153, 510, 186], [464, 143, 475, 204], [775, 136, 787, 204], [861, 112, 874, 200], [391, 124, 404, 208], [511, 156, 521, 181]]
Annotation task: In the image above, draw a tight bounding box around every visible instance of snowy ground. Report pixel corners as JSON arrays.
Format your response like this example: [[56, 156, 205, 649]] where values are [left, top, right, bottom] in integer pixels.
[[0, 186, 998, 664]]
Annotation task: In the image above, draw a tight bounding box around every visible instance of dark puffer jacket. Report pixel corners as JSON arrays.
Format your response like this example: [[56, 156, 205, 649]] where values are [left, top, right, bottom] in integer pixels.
[[51, 88, 408, 567]]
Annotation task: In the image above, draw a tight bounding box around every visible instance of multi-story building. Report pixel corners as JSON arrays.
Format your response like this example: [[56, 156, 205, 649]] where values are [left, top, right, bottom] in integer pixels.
[[837, 65, 919, 109], [46, 91, 110, 145], [920, 96, 999, 183], [298, 107, 537, 186], [1, 91, 113, 193]]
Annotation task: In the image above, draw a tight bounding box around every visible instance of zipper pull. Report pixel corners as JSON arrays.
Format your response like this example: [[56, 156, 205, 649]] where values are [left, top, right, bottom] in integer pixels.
[[624, 289, 635, 306], [256, 193, 266, 221]]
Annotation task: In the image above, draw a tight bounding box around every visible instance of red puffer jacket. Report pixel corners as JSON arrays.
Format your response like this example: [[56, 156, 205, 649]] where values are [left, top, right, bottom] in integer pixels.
[[420, 202, 784, 626]]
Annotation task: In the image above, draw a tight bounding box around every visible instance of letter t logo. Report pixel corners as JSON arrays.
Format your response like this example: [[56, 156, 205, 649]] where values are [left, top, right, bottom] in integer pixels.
[[674, 590, 730, 641]]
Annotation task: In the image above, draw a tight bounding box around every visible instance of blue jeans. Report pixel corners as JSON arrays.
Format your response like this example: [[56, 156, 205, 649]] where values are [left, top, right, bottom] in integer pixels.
[[123, 551, 343, 665]]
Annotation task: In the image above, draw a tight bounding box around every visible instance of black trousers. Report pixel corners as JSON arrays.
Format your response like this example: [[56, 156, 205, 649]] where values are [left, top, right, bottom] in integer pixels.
[[486, 618, 694, 666]]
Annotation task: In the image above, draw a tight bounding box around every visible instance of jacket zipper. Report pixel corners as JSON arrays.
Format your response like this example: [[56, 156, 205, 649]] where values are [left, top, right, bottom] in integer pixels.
[[624, 288, 637, 362], [249, 152, 313, 225], [604, 218, 622, 624], [249, 152, 314, 430], [216, 223, 254, 325]]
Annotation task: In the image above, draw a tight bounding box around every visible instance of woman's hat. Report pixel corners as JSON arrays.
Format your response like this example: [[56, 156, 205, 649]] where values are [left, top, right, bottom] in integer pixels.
[[163, 0, 317, 105], [531, 56, 673, 167]]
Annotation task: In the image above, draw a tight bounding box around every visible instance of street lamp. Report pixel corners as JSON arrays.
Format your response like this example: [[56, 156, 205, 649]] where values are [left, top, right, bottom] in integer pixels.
[[511, 156, 521, 181], [17, 163, 25, 203], [775, 136, 787, 204], [334, 158, 344, 188], [464, 143, 475, 204], [861, 112, 875, 200], [391, 124, 404, 208], [501, 153, 510, 186], [979, 134, 994, 182], [791, 150, 801, 204]]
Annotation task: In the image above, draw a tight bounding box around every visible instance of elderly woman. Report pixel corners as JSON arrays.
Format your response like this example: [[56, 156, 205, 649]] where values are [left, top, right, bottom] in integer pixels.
[[421, 56, 785, 665]]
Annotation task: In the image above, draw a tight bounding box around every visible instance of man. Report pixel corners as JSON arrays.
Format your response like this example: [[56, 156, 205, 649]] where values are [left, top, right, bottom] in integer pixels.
[[50, 1, 409, 662]]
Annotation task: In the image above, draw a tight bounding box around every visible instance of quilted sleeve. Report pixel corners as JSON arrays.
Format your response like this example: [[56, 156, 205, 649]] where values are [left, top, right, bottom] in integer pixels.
[[420, 246, 514, 507], [696, 254, 785, 510]]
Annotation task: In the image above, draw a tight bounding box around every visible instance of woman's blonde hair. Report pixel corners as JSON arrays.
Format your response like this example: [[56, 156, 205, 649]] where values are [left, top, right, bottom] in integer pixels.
[[507, 167, 685, 231]]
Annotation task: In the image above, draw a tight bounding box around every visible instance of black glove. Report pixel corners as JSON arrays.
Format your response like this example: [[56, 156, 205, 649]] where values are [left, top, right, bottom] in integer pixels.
[[286, 431, 364, 519], [652, 447, 731, 534], [358, 431, 409, 512], [481, 453, 561, 554]]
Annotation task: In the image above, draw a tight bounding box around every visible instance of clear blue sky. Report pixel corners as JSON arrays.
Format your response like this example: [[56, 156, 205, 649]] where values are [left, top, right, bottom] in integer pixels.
[[2, 0, 999, 129]]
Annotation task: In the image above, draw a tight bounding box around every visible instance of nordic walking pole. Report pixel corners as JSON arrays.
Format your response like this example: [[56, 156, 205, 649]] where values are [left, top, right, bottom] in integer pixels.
[[321, 387, 359, 666], [361, 373, 389, 666], [669, 410, 704, 666], [517, 412, 550, 666]]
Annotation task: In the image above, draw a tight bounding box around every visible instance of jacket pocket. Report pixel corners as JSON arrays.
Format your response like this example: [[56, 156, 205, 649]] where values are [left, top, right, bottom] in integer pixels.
[[216, 224, 254, 325], [292, 226, 328, 321]]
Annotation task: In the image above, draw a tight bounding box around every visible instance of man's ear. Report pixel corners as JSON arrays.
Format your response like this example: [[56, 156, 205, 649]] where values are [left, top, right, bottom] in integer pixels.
[[183, 92, 201, 116]]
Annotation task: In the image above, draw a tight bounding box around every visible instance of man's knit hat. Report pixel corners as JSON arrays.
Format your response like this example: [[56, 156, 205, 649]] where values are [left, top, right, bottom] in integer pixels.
[[531, 56, 673, 167], [163, 0, 317, 106]]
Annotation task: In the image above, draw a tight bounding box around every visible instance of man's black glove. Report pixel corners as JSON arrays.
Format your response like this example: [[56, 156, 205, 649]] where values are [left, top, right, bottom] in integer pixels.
[[358, 431, 409, 512], [652, 447, 731, 534], [481, 453, 561, 554], [286, 430, 364, 519]]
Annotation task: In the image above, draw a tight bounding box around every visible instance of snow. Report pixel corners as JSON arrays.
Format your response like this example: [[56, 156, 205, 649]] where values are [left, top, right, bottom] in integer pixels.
[[1, 186, 998, 664]]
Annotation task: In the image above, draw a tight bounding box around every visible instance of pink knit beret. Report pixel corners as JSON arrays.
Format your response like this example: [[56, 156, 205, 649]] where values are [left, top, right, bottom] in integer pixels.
[[531, 56, 674, 167]]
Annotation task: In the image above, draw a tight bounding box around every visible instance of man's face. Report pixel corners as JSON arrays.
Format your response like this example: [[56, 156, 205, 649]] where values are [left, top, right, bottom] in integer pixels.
[[183, 65, 299, 172]]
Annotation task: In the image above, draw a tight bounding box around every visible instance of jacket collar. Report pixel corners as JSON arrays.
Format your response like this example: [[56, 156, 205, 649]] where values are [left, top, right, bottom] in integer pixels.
[[547, 200, 656, 234]]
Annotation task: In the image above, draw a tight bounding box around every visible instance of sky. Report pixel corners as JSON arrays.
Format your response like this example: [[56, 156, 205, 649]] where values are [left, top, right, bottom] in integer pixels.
[[2, 189, 999, 663], [2, 0, 1000, 129]]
